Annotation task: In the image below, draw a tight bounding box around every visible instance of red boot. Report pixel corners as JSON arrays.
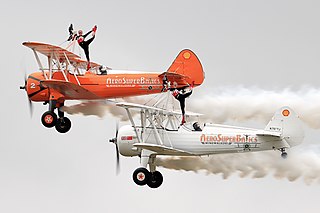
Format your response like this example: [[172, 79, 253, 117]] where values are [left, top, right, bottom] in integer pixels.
[[190, 81, 195, 89], [92, 25, 97, 32], [87, 63, 90, 71], [181, 115, 186, 125]]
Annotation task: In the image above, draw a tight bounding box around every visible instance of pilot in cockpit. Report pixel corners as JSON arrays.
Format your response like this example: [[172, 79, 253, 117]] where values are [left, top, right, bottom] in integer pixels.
[[99, 65, 108, 75], [193, 122, 202, 131]]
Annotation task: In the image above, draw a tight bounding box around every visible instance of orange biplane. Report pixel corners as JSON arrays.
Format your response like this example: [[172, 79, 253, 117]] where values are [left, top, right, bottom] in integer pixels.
[[20, 42, 204, 133]]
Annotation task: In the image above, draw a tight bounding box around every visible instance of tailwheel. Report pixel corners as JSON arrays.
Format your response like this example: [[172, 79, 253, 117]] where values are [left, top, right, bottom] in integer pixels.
[[281, 152, 288, 159], [133, 167, 150, 186], [55, 117, 72, 133], [147, 171, 163, 188], [41, 111, 57, 128], [280, 148, 288, 159]]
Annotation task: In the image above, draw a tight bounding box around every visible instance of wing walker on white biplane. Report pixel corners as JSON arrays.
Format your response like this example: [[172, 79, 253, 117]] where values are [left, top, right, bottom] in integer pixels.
[[109, 100, 304, 188]]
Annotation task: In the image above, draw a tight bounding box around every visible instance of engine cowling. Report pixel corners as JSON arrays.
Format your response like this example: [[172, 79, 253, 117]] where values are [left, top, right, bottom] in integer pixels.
[[117, 125, 140, 157]]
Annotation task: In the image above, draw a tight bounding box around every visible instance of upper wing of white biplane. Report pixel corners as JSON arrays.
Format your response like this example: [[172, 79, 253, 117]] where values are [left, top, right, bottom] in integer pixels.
[[116, 101, 202, 117], [23, 42, 101, 70]]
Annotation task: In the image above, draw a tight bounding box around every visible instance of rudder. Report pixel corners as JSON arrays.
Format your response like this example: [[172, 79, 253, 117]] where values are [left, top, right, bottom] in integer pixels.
[[265, 106, 304, 148], [167, 49, 205, 87]]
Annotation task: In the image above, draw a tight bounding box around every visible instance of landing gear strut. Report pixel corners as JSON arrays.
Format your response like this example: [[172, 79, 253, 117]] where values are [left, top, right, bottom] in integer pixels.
[[41, 100, 72, 133]]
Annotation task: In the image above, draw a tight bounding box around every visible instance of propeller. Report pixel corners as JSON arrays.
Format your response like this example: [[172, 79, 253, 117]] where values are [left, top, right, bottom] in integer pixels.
[[20, 72, 33, 117], [109, 122, 120, 174]]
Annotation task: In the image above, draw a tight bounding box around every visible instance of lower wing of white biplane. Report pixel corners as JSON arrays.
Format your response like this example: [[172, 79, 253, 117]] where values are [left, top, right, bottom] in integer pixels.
[[133, 143, 193, 156]]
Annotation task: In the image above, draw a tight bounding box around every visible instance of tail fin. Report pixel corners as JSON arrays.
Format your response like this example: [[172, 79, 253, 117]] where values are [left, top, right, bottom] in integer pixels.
[[265, 106, 304, 147], [167, 49, 205, 87]]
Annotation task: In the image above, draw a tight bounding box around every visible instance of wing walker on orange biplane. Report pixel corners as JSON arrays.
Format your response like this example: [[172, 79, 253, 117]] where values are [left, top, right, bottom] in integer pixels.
[[20, 41, 205, 133]]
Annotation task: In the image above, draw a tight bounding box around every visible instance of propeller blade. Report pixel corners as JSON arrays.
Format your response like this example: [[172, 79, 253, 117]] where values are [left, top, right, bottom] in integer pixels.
[[21, 71, 33, 118], [115, 142, 120, 175], [116, 121, 119, 138], [109, 122, 120, 175], [28, 98, 34, 117]]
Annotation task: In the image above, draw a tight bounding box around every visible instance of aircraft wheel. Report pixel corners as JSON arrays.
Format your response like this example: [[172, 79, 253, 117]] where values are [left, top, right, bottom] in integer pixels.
[[55, 117, 72, 133], [133, 167, 150, 186], [41, 111, 57, 128], [147, 171, 163, 188], [281, 152, 288, 159]]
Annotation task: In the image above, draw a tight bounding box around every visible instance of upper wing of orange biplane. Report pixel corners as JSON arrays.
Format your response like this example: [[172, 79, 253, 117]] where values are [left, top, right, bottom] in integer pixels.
[[41, 80, 99, 99], [71, 57, 101, 70], [23, 42, 101, 70], [23, 41, 80, 59]]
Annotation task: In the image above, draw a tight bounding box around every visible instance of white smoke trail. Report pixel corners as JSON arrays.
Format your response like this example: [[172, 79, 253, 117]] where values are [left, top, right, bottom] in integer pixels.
[[62, 86, 320, 128], [189, 86, 320, 129], [61, 95, 159, 121], [61, 93, 176, 121], [156, 145, 320, 184], [62, 101, 129, 121]]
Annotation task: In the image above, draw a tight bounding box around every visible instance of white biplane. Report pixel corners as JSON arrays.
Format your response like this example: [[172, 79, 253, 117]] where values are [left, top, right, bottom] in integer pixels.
[[109, 97, 304, 188]]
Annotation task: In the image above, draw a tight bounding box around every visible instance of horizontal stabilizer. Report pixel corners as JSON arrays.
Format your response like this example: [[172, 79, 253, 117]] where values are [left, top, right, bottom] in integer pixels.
[[133, 143, 192, 156], [256, 130, 281, 137], [158, 72, 190, 88]]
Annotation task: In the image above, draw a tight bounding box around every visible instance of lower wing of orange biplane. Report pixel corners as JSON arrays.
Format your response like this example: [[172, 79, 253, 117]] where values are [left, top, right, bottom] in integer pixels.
[[41, 80, 99, 100]]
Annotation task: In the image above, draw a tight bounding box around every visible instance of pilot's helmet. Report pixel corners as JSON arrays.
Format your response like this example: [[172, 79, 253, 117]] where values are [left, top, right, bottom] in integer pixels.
[[193, 122, 200, 129]]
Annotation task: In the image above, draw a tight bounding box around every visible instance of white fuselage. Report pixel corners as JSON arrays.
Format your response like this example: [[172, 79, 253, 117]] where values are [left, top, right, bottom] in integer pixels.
[[117, 123, 297, 157]]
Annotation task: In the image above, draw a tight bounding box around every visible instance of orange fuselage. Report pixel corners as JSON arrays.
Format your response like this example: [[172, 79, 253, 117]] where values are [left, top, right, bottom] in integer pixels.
[[27, 71, 165, 102]]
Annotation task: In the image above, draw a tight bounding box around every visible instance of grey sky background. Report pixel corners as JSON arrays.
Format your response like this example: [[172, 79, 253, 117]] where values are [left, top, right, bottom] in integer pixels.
[[1, 0, 320, 212]]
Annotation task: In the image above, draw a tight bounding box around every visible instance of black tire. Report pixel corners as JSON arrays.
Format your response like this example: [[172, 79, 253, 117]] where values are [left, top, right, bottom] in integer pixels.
[[281, 152, 288, 159], [133, 167, 150, 186], [55, 117, 72, 133], [41, 111, 57, 128], [147, 171, 163, 188]]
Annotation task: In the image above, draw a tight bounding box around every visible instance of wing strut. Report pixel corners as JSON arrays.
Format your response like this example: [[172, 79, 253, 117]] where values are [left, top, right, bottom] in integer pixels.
[[53, 51, 68, 82], [32, 49, 48, 80], [64, 52, 80, 85], [125, 108, 142, 144], [146, 110, 164, 146]]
